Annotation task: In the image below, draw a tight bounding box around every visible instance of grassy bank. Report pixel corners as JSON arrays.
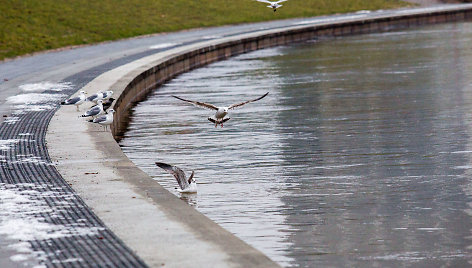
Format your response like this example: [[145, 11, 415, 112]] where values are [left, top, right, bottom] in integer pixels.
[[0, 0, 409, 60]]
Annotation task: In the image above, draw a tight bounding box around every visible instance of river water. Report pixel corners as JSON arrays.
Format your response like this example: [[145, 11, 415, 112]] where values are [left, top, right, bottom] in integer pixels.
[[120, 22, 472, 267]]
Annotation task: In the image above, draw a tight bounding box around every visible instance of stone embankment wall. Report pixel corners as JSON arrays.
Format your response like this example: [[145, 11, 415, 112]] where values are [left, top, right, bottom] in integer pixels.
[[112, 7, 472, 138]]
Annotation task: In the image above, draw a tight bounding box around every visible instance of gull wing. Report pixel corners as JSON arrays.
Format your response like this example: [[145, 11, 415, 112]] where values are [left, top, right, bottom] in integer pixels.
[[257, 0, 272, 3], [92, 114, 107, 123], [227, 92, 269, 110], [83, 106, 101, 117], [155, 162, 190, 190], [92, 98, 115, 111], [62, 96, 80, 105], [188, 171, 195, 184], [86, 93, 99, 102], [173, 95, 218, 111], [102, 91, 113, 99], [275, 0, 287, 4]]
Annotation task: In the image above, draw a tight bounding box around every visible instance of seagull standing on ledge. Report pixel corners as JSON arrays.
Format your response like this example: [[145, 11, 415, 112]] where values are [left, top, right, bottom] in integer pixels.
[[88, 109, 115, 131], [172, 92, 269, 128], [87, 90, 114, 103], [89, 97, 115, 112], [256, 0, 287, 12], [61, 91, 86, 111], [81, 100, 104, 118], [155, 162, 197, 193]]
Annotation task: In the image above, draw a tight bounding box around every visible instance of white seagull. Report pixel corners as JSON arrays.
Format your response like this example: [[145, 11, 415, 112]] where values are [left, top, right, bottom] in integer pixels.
[[172, 92, 269, 128], [89, 97, 115, 112], [61, 91, 87, 111], [256, 0, 287, 12], [81, 100, 104, 118], [155, 162, 197, 193], [88, 109, 115, 131], [87, 90, 114, 103]]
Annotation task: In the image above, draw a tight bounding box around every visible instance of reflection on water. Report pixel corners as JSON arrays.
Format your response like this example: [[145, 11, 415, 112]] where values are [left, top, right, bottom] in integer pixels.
[[120, 22, 472, 267]]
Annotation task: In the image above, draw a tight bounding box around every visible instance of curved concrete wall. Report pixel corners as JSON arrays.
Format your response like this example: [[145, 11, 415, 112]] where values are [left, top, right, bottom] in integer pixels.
[[112, 5, 472, 139], [48, 5, 472, 268]]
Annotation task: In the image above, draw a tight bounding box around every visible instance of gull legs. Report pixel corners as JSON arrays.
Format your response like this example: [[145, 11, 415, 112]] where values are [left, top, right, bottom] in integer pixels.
[[207, 117, 230, 128]]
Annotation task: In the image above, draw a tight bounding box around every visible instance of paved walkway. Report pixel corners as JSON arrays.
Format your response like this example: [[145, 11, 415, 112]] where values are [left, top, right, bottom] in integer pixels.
[[0, 67, 149, 266]]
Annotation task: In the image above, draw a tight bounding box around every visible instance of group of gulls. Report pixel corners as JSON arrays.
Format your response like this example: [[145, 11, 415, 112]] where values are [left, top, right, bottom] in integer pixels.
[[62, 89, 269, 193], [61, 90, 116, 130], [58, 0, 284, 196], [157, 92, 269, 193]]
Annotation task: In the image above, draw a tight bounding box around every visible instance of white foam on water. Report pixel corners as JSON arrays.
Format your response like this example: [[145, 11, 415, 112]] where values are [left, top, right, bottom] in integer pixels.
[[360, 252, 426, 261], [0, 183, 105, 266], [383, 71, 416, 74], [453, 165, 472, 170], [313, 163, 365, 170], [450, 150, 472, 154], [417, 227, 444, 232]]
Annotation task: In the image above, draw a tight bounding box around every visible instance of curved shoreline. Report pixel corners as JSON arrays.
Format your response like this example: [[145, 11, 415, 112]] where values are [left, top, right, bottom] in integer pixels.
[[47, 5, 472, 267]]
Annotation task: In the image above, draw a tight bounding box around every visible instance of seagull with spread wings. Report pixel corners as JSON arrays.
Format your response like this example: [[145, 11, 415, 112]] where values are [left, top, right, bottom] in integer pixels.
[[173, 92, 269, 128], [256, 0, 287, 12], [155, 162, 197, 193]]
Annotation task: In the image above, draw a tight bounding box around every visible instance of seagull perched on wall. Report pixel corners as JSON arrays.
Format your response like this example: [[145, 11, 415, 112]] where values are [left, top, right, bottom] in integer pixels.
[[88, 109, 115, 131], [155, 162, 197, 193], [81, 100, 104, 118], [89, 97, 115, 112], [256, 0, 287, 12], [87, 91, 114, 103], [61, 91, 87, 111], [172, 92, 269, 128]]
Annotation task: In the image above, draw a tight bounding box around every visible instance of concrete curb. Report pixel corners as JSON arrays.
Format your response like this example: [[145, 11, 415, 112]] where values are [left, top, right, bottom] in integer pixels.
[[47, 4, 472, 268]]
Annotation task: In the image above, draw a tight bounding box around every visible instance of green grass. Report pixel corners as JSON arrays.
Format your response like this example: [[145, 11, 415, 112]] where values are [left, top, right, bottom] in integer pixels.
[[0, 0, 409, 60]]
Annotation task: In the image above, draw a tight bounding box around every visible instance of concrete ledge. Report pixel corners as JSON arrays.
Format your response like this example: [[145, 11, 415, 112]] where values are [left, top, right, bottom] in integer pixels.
[[110, 4, 472, 139], [47, 5, 472, 268]]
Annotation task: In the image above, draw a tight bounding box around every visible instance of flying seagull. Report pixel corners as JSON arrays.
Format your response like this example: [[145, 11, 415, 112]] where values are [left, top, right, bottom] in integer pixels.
[[155, 162, 197, 193], [88, 109, 115, 131], [61, 91, 86, 111], [81, 100, 104, 118], [256, 0, 287, 12], [87, 90, 114, 103], [172, 92, 269, 128]]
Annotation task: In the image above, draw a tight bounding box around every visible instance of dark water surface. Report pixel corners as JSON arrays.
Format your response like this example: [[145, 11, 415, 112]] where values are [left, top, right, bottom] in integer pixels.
[[120, 22, 472, 267]]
